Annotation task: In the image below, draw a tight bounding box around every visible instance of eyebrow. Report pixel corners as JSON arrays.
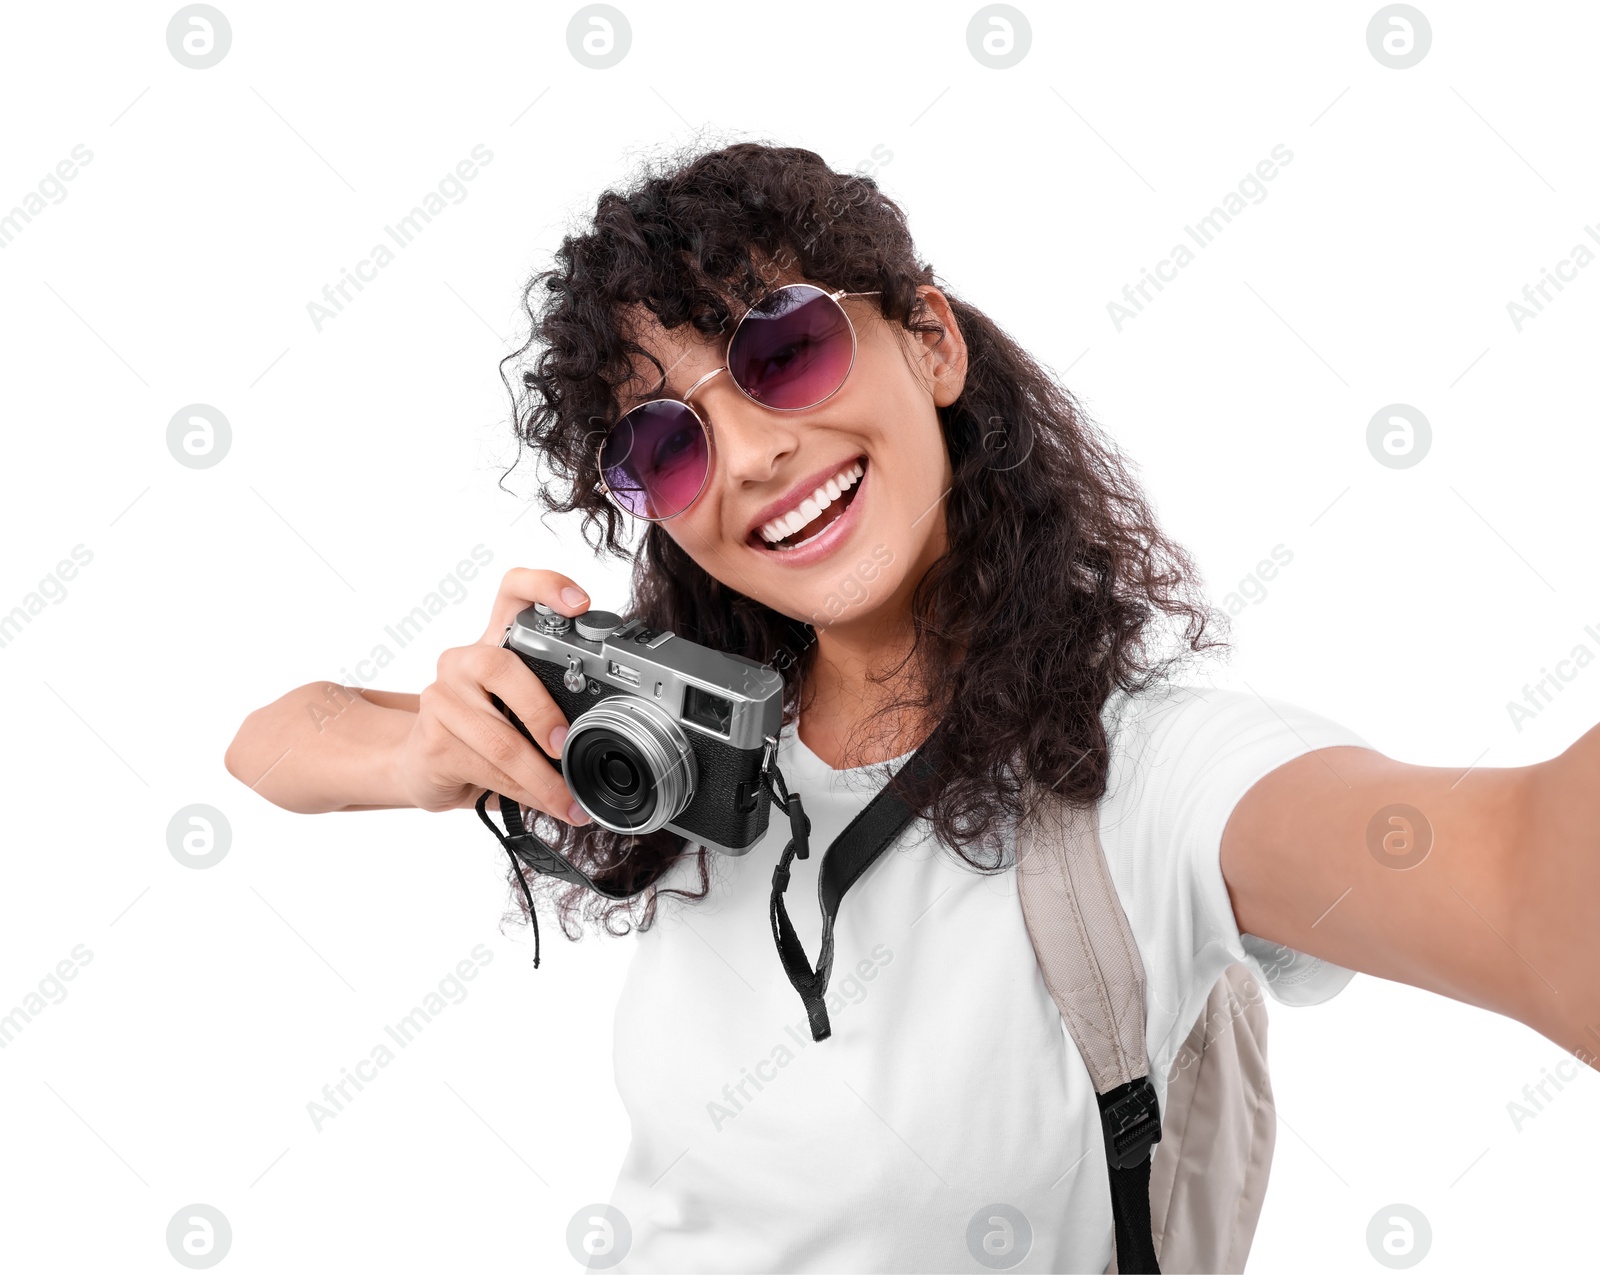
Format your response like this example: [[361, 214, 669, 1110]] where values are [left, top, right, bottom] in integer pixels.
[[621, 360, 703, 414], [617, 381, 666, 418], [617, 323, 736, 414]]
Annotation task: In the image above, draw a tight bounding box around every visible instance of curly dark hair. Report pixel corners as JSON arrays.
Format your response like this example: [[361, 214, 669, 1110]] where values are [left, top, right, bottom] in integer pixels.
[[495, 137, 1228, 942]]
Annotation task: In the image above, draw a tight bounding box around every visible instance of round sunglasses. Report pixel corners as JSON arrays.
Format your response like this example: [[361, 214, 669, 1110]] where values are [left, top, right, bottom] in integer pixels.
[[595, 283, 881, 521]]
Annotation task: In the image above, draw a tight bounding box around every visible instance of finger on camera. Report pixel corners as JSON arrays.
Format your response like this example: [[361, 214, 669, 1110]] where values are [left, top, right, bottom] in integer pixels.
[[472, 757, 581, 827], [444, 645, 568, 756], [476, 567, 592, 645], [453, 731, 581, 825], [453, 707, 582, 823], [424, 674, 571, 811], [478, 647, 572, 756]]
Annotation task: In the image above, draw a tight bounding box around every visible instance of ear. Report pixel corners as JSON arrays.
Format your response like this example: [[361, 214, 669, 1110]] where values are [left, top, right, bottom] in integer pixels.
[[908, 285, 969, 408]]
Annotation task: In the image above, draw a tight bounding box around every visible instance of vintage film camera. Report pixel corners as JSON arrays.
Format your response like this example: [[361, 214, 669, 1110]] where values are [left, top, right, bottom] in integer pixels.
[[497, 603, 785, 857]]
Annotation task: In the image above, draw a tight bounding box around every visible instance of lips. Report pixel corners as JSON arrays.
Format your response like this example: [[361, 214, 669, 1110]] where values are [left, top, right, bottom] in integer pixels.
[[747, 455, 869, 566], [746, 454, 869, 545], [755, 459, 865, 547]]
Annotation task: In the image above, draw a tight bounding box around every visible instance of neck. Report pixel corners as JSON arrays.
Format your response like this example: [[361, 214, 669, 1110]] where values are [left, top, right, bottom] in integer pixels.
[[797, 563, 935, 771]]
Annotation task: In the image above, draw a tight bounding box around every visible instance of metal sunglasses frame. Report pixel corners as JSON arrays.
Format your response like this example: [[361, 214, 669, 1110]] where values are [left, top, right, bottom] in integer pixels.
[[593, 283, 883, 522]]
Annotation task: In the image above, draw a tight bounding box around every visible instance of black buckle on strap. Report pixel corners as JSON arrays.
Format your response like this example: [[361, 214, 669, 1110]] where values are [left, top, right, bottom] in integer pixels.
[[1097, 1077, 1163, 1170]]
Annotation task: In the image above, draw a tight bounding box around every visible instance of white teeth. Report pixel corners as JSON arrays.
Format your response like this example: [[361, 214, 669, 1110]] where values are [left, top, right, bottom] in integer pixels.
[[757, 459, 866, 544]]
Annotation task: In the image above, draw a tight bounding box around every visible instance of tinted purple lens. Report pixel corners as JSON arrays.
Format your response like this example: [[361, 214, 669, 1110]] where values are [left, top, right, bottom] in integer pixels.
[[598, 400, 710, 520], [727, 284, 856, 409]]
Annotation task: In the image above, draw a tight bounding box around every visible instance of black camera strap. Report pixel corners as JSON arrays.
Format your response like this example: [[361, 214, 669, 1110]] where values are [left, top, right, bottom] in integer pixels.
[[764, 730, 944, 1042], [474, 725, 943, 1023], [474, 789, 647, 967]]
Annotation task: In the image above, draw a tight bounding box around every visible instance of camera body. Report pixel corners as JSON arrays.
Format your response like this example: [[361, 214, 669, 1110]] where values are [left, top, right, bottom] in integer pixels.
[[498, 603, 785, 857]]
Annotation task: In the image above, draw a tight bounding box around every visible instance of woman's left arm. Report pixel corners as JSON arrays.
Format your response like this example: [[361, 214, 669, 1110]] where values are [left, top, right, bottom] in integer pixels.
[[1220, 724, 1600, 1068]]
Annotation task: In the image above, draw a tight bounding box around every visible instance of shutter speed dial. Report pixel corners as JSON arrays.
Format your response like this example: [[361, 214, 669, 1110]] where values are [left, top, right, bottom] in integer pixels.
[[574, 610, 624, 641]]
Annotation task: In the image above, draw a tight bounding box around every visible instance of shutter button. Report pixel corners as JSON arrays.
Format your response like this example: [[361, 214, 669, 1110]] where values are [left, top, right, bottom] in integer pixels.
[[532, 602, 572, 636]]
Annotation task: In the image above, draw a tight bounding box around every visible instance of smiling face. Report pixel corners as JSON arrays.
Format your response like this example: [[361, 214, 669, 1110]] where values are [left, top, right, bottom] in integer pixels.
[[610, 279, 968, 640]]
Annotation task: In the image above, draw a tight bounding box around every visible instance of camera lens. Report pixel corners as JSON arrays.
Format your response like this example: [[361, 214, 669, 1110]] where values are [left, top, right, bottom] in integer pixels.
[[562, 698, 697, 834], [591, 746, 645, 812]]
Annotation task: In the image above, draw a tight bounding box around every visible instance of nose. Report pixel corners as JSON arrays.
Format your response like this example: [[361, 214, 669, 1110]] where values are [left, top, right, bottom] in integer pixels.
[[692, 372, 800, 494]]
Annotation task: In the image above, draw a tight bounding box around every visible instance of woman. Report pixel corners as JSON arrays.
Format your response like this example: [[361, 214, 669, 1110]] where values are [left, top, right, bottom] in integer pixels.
[[225, 142, 1599, 1273]]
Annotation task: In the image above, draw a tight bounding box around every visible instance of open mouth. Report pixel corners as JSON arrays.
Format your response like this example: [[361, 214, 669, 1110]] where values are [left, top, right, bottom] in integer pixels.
[[750, 456, 867, 553]]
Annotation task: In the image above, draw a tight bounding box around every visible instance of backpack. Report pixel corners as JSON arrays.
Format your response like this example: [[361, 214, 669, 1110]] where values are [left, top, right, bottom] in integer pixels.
[[1016, 781, 1277, 1275]]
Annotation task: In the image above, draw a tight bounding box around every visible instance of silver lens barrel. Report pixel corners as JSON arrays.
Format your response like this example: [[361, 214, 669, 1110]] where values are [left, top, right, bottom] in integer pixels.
[[563, 697, 697, 833]]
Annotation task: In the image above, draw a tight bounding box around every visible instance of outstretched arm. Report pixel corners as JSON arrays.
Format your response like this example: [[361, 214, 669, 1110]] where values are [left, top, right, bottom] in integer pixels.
[[223, 568, 595, 821], [224, 682, 423, 813], [1221, 725, 1600, 1068]]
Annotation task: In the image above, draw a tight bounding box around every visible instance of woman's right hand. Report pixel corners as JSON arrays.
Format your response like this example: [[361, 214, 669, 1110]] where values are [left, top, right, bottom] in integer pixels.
[[392, 568, 596, 824]]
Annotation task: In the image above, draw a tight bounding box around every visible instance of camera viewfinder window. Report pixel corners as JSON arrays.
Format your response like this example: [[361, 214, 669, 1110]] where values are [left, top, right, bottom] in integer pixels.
[[682, 684, 733, 736]]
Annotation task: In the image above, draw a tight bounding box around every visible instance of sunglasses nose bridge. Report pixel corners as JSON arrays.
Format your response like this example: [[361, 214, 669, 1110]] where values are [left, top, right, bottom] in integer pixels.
[[682, 364, 728, 404]]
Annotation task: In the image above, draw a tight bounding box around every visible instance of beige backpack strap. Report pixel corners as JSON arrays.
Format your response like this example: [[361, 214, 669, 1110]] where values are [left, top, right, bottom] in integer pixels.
[[1148, 962, 1276, 1275], [1016, 791, 1150, 1089], [1016, 785, 1164, 1274]]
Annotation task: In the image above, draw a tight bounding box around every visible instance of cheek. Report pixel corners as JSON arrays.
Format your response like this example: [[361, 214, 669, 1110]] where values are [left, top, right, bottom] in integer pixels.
[[674, 489, 727, 544], [659, 520, 722, 582], [867, 419, 945, 546]]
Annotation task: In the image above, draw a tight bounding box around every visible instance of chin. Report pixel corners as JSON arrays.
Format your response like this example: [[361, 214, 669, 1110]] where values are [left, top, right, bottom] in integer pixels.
[[783, 537, 902, 634]]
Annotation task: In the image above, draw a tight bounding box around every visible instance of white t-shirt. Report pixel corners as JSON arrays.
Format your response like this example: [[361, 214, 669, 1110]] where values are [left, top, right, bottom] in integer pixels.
[[603, 683, 1372, 1273]]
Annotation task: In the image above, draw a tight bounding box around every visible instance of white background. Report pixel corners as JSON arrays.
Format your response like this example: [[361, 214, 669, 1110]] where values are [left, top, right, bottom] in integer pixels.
[[2, 1, 1596, 1271]]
